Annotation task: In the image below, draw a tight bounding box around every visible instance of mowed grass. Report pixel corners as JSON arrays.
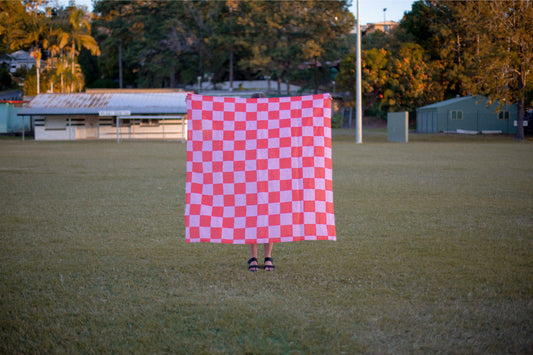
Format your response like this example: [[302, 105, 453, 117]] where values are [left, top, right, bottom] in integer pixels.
[[1, 131, 532, 354]]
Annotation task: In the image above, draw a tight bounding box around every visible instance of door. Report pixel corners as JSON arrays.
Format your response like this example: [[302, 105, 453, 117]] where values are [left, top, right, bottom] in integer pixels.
[[85, 117, 98, 139]]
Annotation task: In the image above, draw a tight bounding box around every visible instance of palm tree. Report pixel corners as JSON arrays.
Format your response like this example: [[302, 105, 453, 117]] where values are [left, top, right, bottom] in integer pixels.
[[9, 5, 48, 94], [43, 22, 67, 92], [62, 6, 100, 92]]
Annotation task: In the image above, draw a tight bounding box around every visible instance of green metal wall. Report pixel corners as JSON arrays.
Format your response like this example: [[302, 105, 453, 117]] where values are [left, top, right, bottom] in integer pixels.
[[0, 104, 7, 133], [417, 97, 518, 134], [0, 103, 30, 133]]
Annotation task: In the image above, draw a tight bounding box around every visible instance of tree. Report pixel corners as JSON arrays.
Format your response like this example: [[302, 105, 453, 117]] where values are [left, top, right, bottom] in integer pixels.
[[209, 0, 247, 89], [93, 0, 209, 88], [458, 0, 532, 140], [7, 0, 48, 94], [388, 43, 440, 112], [0, 0, 28, 55], [336, 48, 390, 116], [299, 0, 354, 93], [399, 0, 470, 99], [93, 0, 137, 88], [62, 5, 100, 92], [400, 0, 532, 139], [239, 0, 353, 94]]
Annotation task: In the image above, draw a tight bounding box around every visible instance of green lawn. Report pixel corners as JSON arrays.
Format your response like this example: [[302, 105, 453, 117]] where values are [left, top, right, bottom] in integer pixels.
[[1, 132, 532, 353]]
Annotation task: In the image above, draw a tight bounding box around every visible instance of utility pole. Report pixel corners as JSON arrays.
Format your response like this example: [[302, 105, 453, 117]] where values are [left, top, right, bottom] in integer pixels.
[[355, 0, 362, 143]]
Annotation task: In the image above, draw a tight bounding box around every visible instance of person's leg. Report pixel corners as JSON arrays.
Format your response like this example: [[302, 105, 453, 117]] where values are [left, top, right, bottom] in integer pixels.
[[250, 243, 258, 259], [248, 244, 259, 271], [263, 242, 273, 259], [263, 242, 275, 270]]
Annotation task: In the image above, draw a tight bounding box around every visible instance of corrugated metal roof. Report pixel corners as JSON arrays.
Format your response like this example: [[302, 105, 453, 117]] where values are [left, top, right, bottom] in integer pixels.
[[18, 92, 188, 116], [417, 96, 473, 110], [417, 96, 477, 110]]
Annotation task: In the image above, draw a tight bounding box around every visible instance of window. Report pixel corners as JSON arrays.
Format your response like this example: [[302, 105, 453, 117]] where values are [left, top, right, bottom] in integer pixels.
[[498, 111, 510, 120], [45, 117, 66, 130], [450, 110, 463, 120], [112, 119, 131, 127], [140, 119, 160, 127]]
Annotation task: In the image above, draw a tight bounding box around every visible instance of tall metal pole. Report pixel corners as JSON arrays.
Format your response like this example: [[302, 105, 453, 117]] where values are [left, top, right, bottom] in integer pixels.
[[355, 0, 363, 143]]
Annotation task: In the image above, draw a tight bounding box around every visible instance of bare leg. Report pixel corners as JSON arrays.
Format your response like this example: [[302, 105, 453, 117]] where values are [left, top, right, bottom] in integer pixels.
[[250, 244, 258, 259], [263, 242, 273, 259]]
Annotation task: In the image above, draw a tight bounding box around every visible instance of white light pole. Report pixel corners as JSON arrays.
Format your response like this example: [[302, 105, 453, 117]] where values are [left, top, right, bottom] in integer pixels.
[[355, 0, 363, 143]]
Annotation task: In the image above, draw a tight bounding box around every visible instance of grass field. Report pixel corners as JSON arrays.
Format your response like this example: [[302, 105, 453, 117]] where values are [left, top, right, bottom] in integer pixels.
[[1, 131, 532, 354]]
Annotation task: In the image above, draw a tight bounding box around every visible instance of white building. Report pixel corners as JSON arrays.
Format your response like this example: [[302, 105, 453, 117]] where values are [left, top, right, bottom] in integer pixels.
[[0, 50, 38, 73], [18, 89, 189, 141]]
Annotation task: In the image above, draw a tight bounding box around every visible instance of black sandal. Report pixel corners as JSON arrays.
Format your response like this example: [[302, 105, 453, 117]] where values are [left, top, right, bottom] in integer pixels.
[[248, 257, 259, 272], [264, 257, 275, 271]]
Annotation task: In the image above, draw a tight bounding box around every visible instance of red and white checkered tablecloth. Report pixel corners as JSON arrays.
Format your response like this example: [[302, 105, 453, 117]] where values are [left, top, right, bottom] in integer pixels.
[[185, 93, 336, 244]]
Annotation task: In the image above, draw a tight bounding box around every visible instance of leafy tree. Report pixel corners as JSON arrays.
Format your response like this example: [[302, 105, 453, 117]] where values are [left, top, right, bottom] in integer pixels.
[[400, 0, 532, 140], [399, 0, 470, 99], [42, 24, 65, 92], [458, 0, 532, 140], [240, 0, 353, 94], [7, 0, 49, 94], [0, 0, 28, 55], [337, 48, 391, 117], [91, 0, 353, 91], [209, 0, 248, 88], [337, 39, 437, 117], [60, 5, 100, 92], [1, 1, 99, 94], [299, 0, 355, 93], [0, 65, 15, 90], [92, 0, 138, 88], [93, 0, 210, 88], [388, 43, 439, 111], [23, 66, 48, 95], [399, 0, 442, 59], [180, 0, 223, 85]]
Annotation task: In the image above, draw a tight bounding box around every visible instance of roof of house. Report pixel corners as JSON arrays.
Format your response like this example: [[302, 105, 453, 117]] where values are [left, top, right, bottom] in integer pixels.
[[418, 95, 517, 111], [18, 92, 189, 116], [8, 50, 35, 62], [417, 96, 474, 110]]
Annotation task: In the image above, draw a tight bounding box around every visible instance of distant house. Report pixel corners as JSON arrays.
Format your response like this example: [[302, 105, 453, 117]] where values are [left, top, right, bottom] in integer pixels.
[[361, 21, 399, 35], [416, 96, 519, 134], [0, 50, 38, 73], [17, 89, 189, 141]]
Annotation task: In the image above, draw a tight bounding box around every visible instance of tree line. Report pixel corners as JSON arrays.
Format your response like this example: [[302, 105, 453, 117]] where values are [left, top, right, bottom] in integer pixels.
[[0, 0, 99, 94], [89, 0, 354, 93], [336, 0, 532, 139], [1, 0, 531, 138]]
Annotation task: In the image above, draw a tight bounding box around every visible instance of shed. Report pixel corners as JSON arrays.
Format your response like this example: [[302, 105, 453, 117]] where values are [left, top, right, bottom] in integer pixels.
[[416, 96, 519, 134], [17, 89, 189, 141], [0, 101, 30, 134]]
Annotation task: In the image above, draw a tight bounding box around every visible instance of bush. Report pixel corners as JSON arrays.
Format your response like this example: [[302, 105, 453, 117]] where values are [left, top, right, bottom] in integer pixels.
[[0, 66, 16, 90]]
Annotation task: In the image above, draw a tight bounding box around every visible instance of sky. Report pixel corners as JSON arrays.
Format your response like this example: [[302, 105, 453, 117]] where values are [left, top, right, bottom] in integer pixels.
[[59, 0, 416, 25], [351, 0, 415, 25]]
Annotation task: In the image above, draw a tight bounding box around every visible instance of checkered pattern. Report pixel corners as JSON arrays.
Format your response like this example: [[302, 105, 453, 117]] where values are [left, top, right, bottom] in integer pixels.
[[185, 93, 336, 244]]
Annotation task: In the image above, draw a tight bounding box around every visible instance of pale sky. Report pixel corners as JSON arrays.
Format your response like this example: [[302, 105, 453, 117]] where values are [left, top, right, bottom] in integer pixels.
[[60, 0, 416, 25], [351, 0, 415, 25]]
